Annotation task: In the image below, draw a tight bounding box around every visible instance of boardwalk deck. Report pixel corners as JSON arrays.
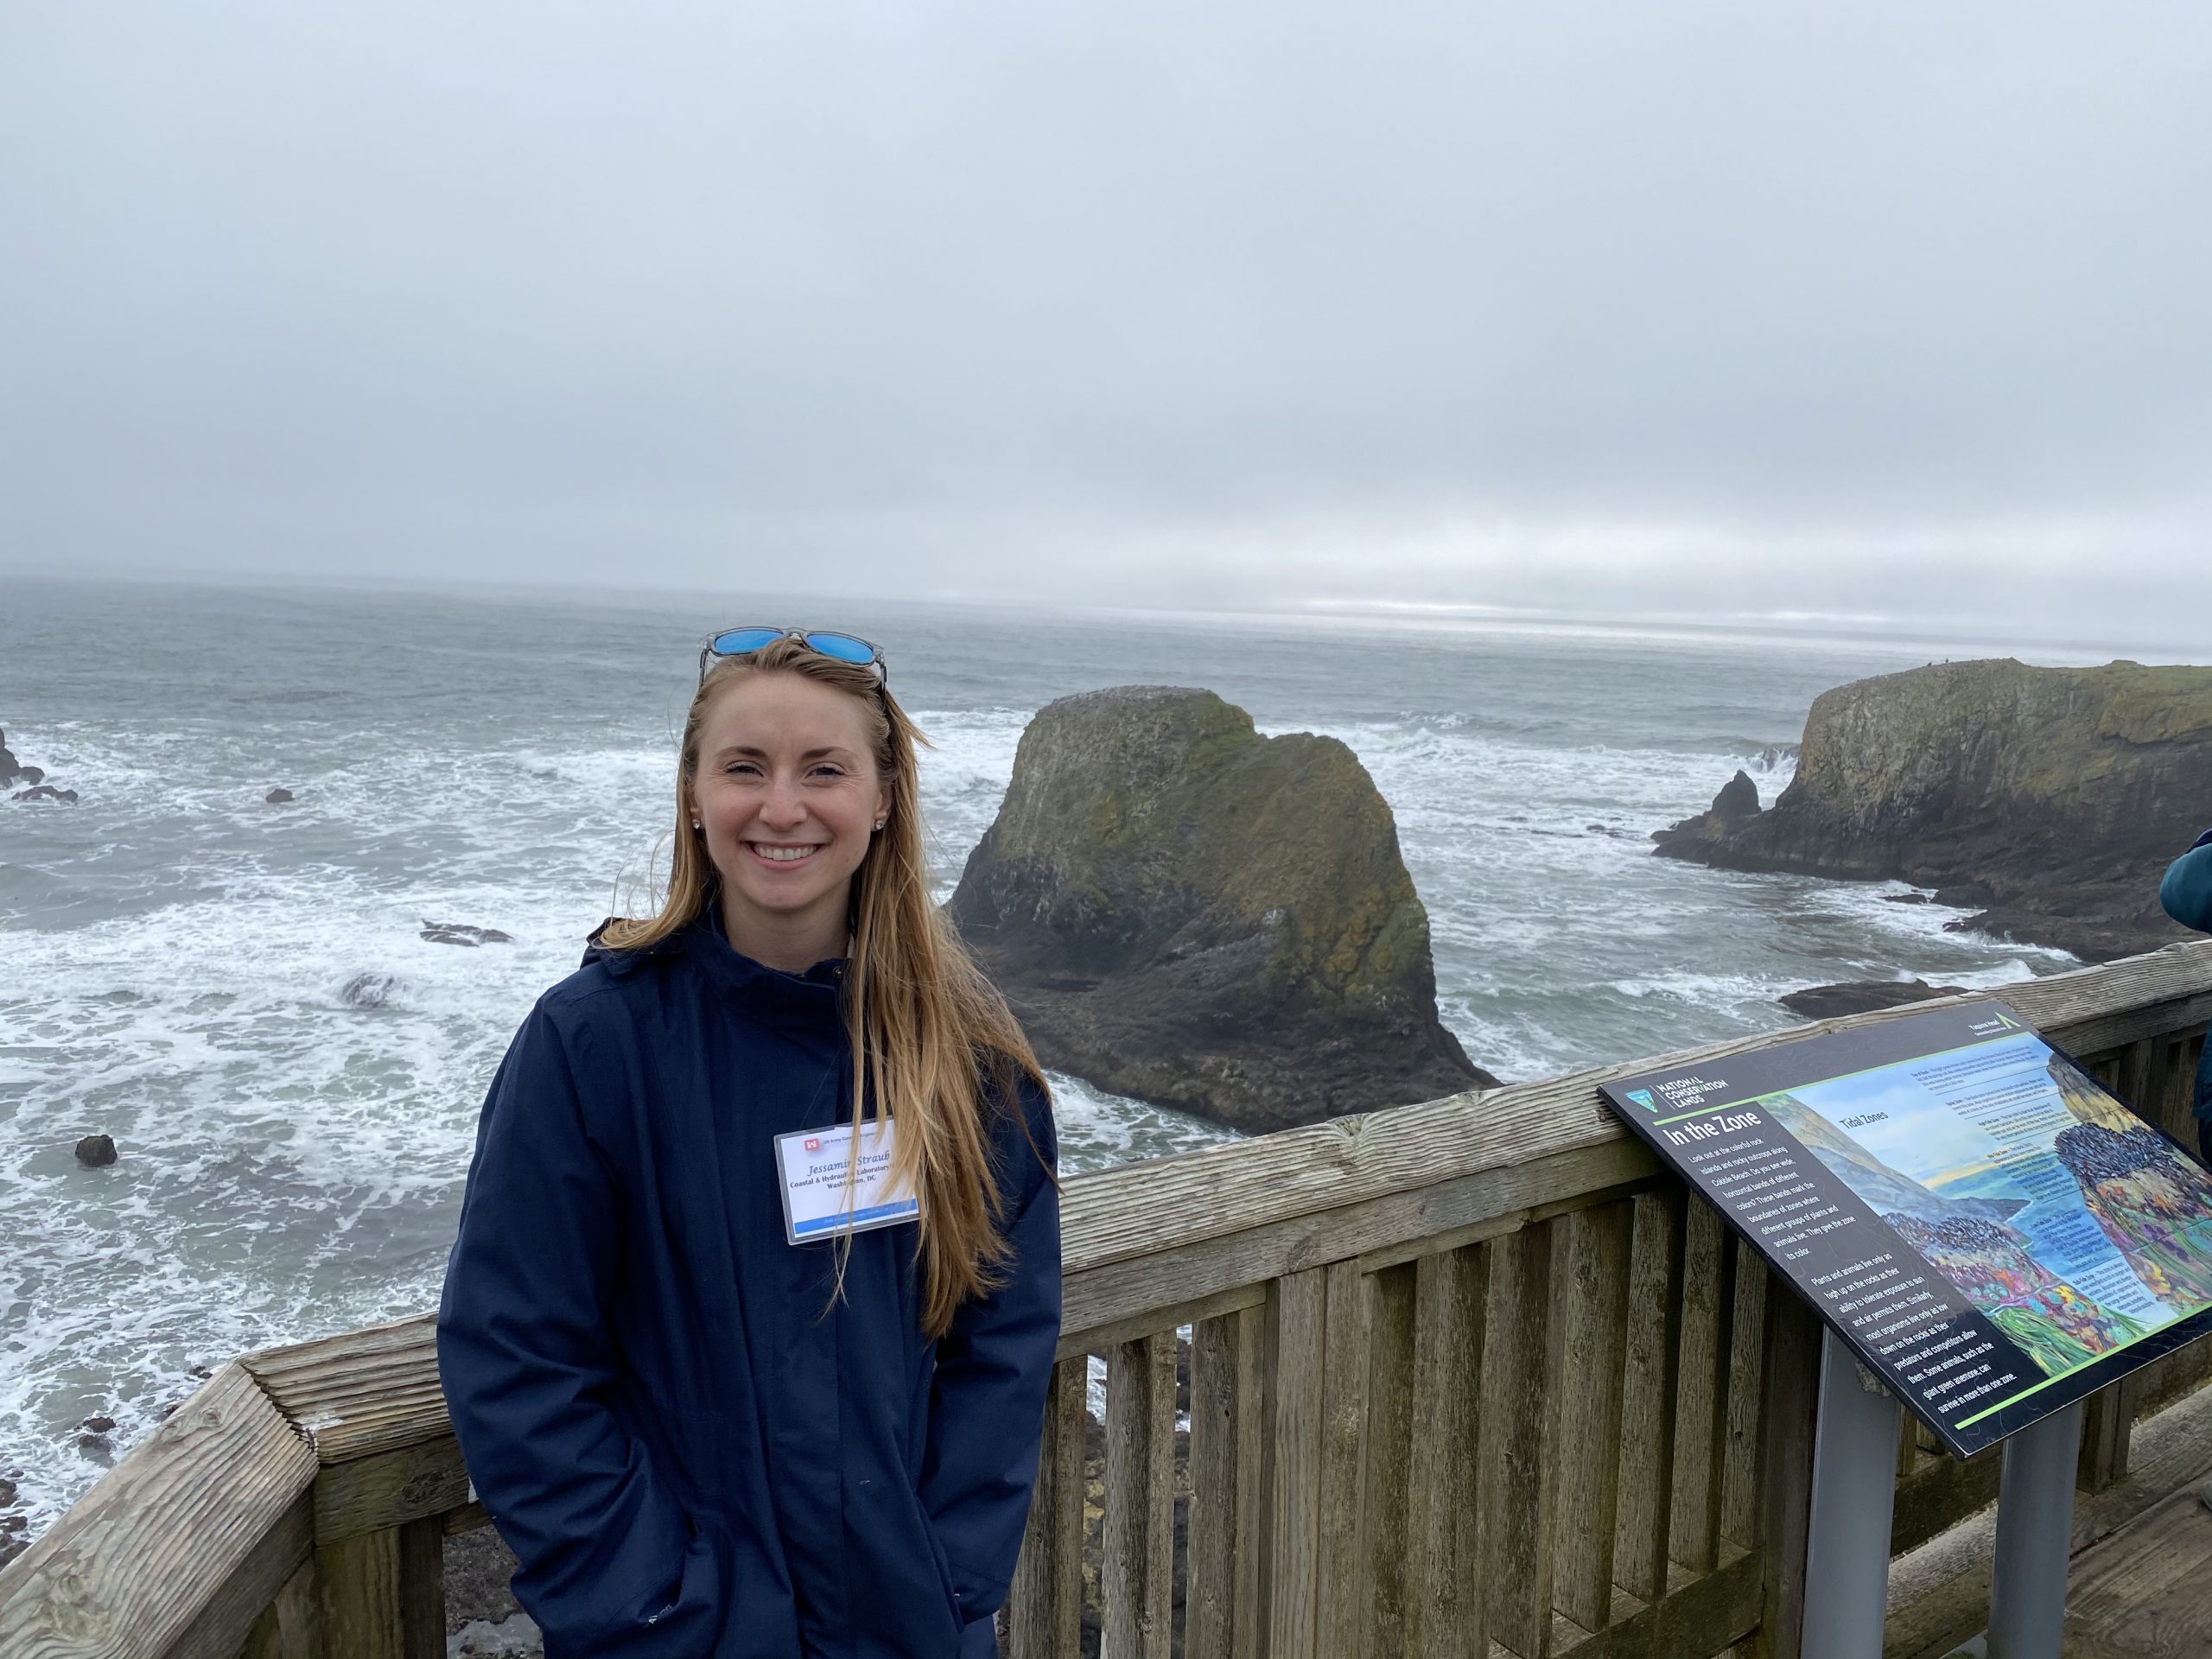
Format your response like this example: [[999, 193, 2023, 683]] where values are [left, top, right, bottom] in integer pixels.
[[2061, 1476, 2212, 1659], [1885, 1375, 2212, 1659]]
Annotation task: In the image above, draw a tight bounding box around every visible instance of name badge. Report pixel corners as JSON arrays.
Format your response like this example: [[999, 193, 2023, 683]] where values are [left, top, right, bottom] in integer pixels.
[[773, 1119, 919, 1245]]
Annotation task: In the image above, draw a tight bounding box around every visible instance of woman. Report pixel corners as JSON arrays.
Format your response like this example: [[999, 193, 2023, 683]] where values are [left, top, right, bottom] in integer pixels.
[[439, 630, 1061, 1659], [2161, 825, 2212, 1167]]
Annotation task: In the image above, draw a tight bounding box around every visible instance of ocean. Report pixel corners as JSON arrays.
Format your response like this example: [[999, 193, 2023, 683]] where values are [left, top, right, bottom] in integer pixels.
[[0, 575, 2093, 1535]]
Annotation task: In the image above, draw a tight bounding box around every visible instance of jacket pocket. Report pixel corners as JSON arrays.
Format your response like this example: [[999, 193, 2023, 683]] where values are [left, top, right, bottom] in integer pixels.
[[917, 1504, 969, 1648]]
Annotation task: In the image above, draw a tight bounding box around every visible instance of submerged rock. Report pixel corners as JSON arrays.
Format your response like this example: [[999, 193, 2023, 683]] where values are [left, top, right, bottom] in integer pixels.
[[265, 787, 295, 804], [1654, 660, 2212, 961], [950, 686, 1493, 1134], [73, 1133, 118, 1167], [340, 972, 404, 1009], [13, 785, 77, 804], [421, 922, 514, 947], [1779, 980, 1967, 1020]]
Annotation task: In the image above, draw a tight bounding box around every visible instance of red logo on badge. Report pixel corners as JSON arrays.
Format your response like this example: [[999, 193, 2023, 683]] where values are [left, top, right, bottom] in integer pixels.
[[804, 1137, 821, 1153]]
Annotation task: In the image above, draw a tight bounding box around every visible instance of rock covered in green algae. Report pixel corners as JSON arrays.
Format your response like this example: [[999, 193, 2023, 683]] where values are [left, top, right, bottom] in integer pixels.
[[1655, 659, 2212, 961], [949, 685, 1495, 1134]]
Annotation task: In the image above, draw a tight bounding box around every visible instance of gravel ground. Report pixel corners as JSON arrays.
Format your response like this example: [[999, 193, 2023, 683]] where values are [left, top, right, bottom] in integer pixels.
[[444, 1528, 540, 1658]]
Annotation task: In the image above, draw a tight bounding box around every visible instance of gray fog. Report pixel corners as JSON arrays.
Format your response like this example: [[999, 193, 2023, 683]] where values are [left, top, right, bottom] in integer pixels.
[[3, 3, 2209, 641]]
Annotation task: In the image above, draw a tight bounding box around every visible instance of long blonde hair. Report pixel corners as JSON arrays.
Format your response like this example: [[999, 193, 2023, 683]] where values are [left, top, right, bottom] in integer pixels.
[[602, 638, 1049, 1337]]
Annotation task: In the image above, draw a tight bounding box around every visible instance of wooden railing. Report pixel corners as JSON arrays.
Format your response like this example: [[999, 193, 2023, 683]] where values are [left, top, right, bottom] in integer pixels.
[[6, 941, 2212, 1659]]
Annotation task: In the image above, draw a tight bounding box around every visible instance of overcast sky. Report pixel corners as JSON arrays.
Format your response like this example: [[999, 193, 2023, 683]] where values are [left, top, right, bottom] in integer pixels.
[[3, 3, 2209, 639]]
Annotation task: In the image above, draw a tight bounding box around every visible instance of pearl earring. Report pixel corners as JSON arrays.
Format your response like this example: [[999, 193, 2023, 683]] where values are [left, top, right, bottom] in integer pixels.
[[874, 819, 886, 830]]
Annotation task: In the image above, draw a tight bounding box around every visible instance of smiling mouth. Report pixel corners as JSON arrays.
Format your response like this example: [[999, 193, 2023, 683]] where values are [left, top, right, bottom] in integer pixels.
[[746, 842, 824, 865]]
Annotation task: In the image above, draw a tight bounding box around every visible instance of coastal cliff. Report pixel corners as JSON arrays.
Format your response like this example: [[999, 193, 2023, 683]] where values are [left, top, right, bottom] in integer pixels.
[[1654, 659, 2212, 959], [950, 686, 1491, 1133]]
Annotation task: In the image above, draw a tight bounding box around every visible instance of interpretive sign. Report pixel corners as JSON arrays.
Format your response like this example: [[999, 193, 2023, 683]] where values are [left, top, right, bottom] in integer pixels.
[[1603, 1001, 2212, 1456]]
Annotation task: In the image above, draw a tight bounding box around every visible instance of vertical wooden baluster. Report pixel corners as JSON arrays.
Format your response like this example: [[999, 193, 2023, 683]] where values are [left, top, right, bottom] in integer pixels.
[[1363, 1264, 1418, 1659], [1104, 1334, 1177, 1659], [2117, 1036, 2157, 1120], [1554, 1200, 1633, 1634], [239, 1556, 321, 1659], [1231, 1302, 1267, 1659], [1315, 1261, 1374, 1657], [1720, 1244, 1770, 1549], [1263, 1269, 1328, 1659], [1755, 1285, 1823, 1659], [1187, 1306, 1268, 1659], [1670, 1198, 1737, 1573], [1482, 1219, 1563, 1659], [1008, 1357, 1087, 1659], [316, 1516, 442, 1659], [1188, 1315, 1239, 1659], [1614, 1186, 1684, 1607], [2155, 1033, 2196, 1144], [1406, 1243, 1485, 1659], [2188, 1034, 2208, 1145], [2076, 1380, 2132, 1495]]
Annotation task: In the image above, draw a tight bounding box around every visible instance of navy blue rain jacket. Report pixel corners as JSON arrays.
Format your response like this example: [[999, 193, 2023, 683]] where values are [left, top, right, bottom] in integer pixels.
[[2162, 827, 2212, 1123], [437, 912, 1062, 1659]]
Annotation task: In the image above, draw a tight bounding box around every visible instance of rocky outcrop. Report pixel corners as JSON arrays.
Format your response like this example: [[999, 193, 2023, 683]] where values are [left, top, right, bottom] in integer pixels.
[[266, 787, 295, 804], [73, 1134, 118, 1167], [1651, 770, 1763, 853], [950, 686, 1492, 1133], [1, 730, 49, 790], [1654, 660, 2212, 959], [1777, 979, 1966, 1020]]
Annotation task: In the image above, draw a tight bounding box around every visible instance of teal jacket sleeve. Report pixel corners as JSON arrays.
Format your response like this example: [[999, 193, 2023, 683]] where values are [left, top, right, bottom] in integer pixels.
[[438, 1007, 728, 1658], [918, 1077, 1063, 1633], [2161, 830, 2212, 934]]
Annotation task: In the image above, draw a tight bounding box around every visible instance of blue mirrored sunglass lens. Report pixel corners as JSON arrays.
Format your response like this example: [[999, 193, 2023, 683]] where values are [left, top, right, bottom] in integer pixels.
[[710, 628, 784, 655], [804, 632, 877, 665]]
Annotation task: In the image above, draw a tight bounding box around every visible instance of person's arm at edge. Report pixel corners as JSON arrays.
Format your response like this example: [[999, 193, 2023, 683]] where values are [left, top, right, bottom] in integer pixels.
[[437, 1002, 722, 1658], [2160, 830, 2212, 934], [917, 1074, 1064, 1632]]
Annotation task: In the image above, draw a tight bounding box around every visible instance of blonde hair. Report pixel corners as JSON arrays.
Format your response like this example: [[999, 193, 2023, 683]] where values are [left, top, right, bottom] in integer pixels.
[[602, 638, 1049, 1337]]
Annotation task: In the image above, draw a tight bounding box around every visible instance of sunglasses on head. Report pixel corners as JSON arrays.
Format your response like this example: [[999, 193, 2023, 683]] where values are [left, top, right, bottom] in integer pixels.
[[698, 626, 888, 685]]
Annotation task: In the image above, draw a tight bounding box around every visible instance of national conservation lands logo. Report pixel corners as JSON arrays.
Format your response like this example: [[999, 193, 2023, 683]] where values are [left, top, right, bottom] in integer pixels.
[[1625, 1089, 1658, 1113]]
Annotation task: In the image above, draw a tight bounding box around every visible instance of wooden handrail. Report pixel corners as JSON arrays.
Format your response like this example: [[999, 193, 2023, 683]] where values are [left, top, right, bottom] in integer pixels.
[[5, 938, 2211, 1658]]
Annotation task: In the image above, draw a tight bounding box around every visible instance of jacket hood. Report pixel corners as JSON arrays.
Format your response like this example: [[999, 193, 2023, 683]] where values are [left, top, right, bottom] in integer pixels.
[[581, 918, 677, 976], [582, 910, 848, 1020]]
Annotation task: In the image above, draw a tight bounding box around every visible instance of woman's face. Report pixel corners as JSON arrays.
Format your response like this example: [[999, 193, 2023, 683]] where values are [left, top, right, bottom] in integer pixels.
[[689, 671, 890, 963]]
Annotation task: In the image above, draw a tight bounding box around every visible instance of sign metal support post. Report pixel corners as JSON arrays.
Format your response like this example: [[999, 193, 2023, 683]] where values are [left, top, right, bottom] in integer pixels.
[[1802, 1328, 1904, 1659], [1983, 1398, 2083, 1659]]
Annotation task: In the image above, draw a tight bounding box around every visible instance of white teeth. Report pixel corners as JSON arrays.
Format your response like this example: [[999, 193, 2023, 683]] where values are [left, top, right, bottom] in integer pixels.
[[752, 844, 818, 861]]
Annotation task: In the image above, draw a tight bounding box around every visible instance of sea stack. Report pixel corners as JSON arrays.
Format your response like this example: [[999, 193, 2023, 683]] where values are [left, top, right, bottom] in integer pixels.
[[949, 686, 1493, 1134], [1650, 768, 1763, 853], [1654, 659, 2212, 960]]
